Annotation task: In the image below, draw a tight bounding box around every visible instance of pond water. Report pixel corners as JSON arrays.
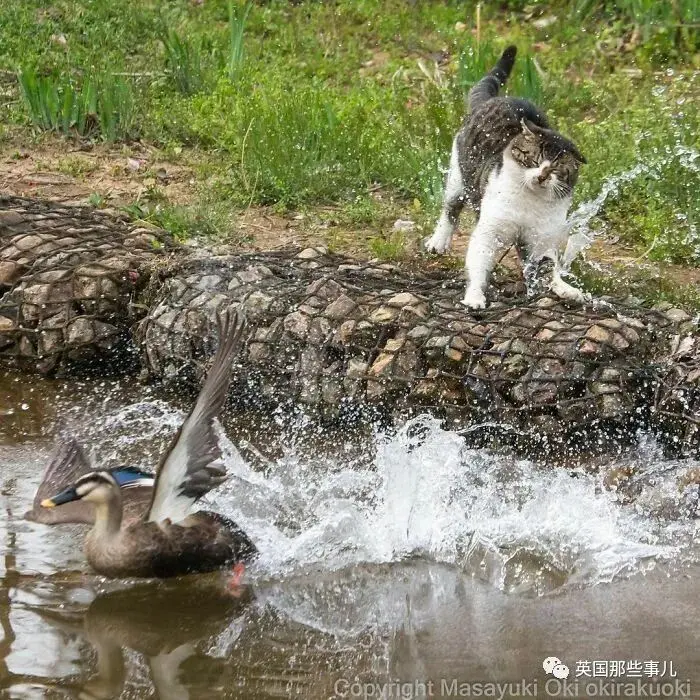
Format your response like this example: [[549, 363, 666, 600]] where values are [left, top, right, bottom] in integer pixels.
[[1, 368, 699, 699]]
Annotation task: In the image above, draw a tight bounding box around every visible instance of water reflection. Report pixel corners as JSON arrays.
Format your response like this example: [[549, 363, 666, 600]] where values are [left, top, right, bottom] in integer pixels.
[[38, 580, 251, 700]]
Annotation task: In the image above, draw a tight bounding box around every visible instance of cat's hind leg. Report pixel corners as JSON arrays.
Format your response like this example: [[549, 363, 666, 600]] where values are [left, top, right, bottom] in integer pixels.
[[463, 220, 514, 309], [424, 138, 465, 254]]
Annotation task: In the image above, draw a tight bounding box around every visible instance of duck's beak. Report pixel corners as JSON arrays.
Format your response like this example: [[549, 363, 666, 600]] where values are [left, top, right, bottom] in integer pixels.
[[41, 486, 79, 508]]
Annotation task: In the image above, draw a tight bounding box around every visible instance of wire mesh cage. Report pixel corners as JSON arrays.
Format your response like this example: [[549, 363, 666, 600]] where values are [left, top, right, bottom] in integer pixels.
[[0, 195, 174, 373]]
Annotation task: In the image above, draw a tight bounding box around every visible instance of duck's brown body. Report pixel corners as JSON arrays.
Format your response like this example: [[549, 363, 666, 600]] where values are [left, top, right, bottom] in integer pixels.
[[85, 510, 257, 578]]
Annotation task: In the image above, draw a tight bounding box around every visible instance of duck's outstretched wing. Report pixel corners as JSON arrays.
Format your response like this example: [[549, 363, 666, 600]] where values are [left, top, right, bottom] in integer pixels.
[[147, 308, 245, 524], [25, 435, 94, 523]]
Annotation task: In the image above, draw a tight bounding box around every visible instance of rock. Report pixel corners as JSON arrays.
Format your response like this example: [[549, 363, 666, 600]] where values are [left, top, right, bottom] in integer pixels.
[[0, 261, 23, 286], [445, 348, 463, 362], [283, 311, 309, 339], [370, 353, 394, 376], [369, 306, 397, 324], [387, 292, 419, 307], [665, 308, 692, 323], [297, 247, 322, 260], [335, 319, 356, 344], [393, 219, 415, 232], [0, 316, 15, 331], [346, 358, 369, 379], [66, 318, 95, 346], [324, 294, 357, 320], [384, 338, 404, 353], [407, 325, 430, 340], [38, 329, 64, 356], [585, 325, 611, 344], [0, 210, 24, 226]]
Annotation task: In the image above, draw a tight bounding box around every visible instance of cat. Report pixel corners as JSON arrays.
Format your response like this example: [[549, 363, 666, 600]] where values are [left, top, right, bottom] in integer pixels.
[[424, 45, 588, 309]]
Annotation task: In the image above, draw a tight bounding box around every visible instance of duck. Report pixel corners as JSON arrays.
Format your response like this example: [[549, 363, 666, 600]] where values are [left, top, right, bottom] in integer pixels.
[[25, 436, 154, 525], [39, 308, 258, 581]]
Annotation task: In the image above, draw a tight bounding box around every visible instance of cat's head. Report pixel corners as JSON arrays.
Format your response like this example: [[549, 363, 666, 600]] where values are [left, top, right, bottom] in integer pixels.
[[509, 119, 586, 197]]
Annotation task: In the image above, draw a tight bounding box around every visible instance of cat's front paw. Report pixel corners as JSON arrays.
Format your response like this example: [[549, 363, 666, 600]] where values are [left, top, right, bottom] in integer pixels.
[[423, 232, 452, 255], [462, 289, 487, 310], [550, 277, 587, 304]]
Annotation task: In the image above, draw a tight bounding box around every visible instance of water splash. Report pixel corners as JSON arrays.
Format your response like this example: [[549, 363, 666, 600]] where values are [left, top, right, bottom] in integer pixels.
[[563, 143, 700, 268], [71, 402, 699, 597]]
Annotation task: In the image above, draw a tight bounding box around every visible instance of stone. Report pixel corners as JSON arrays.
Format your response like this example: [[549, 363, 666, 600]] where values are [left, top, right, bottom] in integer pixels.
[[450, 336, 469, 352], [620, 325, 640, 344], [425, 335, 450, 349], [0, 210, 24, 227], [324, 294, 357, 320], [66, 318, 95, 346], [600, 368, 621, 382], [346, 358, 369, 379], [73, 276, 100, 300], [283, 311, 309, 339], [407, 325, 430, 340], [384, 338, 404, 353], [297, 247, 321, 260], [306, 277, 343, 301], [536, 328, 557, 341], [599, 393, 624, 417], [445, 348, 463, 362], [665, 308, 692, 323], [598, 318, 623, 331], [14, 234, 45, 252], [43, 309, 70, 329], [321, 377, 342, 405], [19, 336, 35, 356], [0, 316, 15, 331], [610, 333, 630, 351], [387, 292, 419, 308], [369, 306, 397, 324], [38, 329, 64, 356], [0, 261, 23, 286], [370, 353, 394, 376], [335, 319, 356, 344], [577, 340, 600, 356], [585, 325, 611, 344], [245, 291, 273, 314], [198, 275, 222, 290], [308, 317, 331, 344]]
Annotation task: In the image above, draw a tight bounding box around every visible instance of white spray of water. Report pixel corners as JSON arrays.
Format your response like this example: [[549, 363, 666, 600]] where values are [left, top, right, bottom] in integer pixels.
[[563, 143, 699, 268], [98, 403, 697, 596]]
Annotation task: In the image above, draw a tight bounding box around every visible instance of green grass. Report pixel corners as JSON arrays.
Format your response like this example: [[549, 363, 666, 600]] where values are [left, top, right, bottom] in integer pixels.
[[18, 68, 137, 140], [0, 0, 698, 282]]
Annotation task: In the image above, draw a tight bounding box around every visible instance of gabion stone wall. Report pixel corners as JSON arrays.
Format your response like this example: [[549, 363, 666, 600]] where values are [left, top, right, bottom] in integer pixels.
[[135, 247, 693, 444], [654, 330, 700, 454], [0, 196, 175, 373], [2, 196, 698, 453]]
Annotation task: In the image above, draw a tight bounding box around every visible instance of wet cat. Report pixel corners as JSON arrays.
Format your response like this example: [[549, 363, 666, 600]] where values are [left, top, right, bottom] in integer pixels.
[[424, 45, 587, 309]]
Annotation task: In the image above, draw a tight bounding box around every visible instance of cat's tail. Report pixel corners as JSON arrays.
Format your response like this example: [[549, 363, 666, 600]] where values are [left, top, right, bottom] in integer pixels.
[[468, 45, 517, 111]]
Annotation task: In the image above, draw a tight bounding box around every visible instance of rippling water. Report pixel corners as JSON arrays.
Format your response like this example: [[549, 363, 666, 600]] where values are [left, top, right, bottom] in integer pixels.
[[1, 369, 699, 698]]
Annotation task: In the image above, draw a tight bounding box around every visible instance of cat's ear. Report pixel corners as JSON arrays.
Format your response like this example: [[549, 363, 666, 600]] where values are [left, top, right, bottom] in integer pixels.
[[520, 118, 538, 137], [573, 148, 587, 164]]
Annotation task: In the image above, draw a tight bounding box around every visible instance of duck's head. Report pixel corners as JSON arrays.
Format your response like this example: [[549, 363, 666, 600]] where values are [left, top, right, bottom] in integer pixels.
[[41, 466, 154, 508]]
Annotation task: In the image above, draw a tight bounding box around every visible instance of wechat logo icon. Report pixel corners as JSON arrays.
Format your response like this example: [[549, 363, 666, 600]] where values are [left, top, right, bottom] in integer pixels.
[[543, 656, 570, 680]]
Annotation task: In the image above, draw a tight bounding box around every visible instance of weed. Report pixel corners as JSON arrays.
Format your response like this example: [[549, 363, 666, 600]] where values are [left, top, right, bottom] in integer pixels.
[[162, 29, 205, 96], [227, 1, 252, 81], [369, 231, 409, 261], [88, 192, 106, 208], [17, 69, 137, 141]]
